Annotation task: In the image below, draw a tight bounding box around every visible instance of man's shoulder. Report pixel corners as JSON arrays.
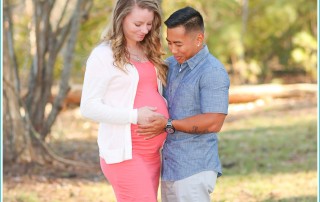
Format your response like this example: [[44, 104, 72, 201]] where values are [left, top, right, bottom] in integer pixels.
[[201, 54, 226, 73], [206, 54, 223, 66], [165, 56, 177, 66]]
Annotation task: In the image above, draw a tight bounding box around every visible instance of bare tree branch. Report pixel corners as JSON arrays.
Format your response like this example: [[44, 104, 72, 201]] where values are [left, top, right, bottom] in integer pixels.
[[4, 76, 94, 167], [54, 20, 72, 52], [56, 0, 71, 31], [3, 0, 94, 165], [3, 5, 21, 93], [42, 0, 87, 138]]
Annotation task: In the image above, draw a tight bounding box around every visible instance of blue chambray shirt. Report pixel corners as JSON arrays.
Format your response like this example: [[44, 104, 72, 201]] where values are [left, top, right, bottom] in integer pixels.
[[161, 45, 230, 181]]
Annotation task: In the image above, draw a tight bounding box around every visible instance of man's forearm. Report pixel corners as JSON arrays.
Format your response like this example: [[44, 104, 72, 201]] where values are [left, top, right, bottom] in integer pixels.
[[172, 113, 226, 134]]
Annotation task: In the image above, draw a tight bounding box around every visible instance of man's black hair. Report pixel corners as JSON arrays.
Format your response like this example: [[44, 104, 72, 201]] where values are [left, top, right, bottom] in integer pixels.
[[164, 6, 204, 32]]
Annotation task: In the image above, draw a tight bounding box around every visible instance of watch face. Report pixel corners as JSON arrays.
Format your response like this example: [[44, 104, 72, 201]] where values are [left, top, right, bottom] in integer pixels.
[[166, 127, 175, 134]]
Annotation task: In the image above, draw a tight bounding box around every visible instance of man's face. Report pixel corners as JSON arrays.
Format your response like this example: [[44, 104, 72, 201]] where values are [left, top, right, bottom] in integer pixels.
[[166, 26, 203, 64]]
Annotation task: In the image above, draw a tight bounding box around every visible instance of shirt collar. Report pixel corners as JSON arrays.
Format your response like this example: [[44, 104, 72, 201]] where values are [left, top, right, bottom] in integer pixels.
[[173, 45, 209, 71]]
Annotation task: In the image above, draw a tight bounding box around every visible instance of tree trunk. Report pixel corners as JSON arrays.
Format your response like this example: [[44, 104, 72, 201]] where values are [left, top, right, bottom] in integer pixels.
[[3, 31, 31, 163], [3, 0, 93, 165]]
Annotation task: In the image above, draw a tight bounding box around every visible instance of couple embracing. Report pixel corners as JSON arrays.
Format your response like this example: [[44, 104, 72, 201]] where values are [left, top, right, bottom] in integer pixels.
[[80, 0, 229, 201]]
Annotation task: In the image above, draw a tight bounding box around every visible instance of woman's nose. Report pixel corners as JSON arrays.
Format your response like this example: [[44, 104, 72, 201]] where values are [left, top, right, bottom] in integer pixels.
[[141, 25, 149, 34]]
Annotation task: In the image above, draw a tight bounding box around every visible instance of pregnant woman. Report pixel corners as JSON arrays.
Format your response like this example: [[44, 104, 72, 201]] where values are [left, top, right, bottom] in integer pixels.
[[80, 0, 168, 201]]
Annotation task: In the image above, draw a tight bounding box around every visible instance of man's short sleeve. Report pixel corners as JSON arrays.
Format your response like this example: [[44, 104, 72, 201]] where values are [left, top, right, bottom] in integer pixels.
[[200, 67, 230, 114]]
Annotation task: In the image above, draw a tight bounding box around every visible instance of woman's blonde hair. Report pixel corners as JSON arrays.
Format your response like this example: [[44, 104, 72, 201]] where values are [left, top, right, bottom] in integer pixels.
[[102, 0, 168, 85]]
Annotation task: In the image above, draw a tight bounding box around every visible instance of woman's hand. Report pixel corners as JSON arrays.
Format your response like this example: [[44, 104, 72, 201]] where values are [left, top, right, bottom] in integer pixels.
[[137, 106, 160, 125]]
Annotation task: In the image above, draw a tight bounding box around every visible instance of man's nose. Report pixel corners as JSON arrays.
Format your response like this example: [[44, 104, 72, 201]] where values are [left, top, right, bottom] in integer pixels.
[[170, 46, 177, 54]]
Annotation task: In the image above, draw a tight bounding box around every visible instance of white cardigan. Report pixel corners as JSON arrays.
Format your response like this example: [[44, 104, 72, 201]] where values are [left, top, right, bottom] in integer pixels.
[[80, 42, 163, 164]]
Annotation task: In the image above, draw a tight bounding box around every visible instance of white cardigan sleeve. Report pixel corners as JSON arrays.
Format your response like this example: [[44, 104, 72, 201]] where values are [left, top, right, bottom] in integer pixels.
[[80, 46, 138, 124]]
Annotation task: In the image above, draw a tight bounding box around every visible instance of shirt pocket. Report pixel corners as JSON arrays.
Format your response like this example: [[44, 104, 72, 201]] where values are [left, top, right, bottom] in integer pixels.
[[174, 83, 201, 114]]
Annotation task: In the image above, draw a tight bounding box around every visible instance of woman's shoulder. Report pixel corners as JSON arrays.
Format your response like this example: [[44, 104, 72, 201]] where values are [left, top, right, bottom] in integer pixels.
[[86, 41, 113, 69], [90, 41, 112, 57]]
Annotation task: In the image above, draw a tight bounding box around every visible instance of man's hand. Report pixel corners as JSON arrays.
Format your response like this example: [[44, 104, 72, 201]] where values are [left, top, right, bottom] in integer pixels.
[[137, 115, 167, 140]]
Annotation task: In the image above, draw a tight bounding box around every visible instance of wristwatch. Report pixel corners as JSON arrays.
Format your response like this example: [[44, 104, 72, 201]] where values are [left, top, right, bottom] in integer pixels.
[[165, 119, 175, 134]]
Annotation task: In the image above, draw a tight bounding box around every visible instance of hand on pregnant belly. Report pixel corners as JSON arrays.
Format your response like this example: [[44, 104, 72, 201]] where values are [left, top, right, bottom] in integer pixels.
[[136, 115, 167, 140], [137, 106, 163, 125]]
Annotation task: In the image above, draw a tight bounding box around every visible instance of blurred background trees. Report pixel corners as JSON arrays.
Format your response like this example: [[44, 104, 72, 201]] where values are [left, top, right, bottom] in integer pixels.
[[161, 0, 317, 84], [3, 0, 317, 164], [8, 0, 317, 86], [75, 0, 318, 84], [62, 0, 319, 85], [3, 0, 93, 163]]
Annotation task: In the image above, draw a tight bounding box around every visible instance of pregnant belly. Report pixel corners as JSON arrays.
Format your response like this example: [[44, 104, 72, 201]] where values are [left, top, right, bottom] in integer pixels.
[[133, 91, 169, 118], [131, 92, 168, 155]]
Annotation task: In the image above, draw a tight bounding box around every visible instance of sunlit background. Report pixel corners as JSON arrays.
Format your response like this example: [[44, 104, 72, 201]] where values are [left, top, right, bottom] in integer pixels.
[[3, 0, 317, 201]]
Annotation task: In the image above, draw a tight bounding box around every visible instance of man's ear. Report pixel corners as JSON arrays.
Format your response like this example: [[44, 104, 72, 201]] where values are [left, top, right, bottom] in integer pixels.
[[196, 32, 204, 46]]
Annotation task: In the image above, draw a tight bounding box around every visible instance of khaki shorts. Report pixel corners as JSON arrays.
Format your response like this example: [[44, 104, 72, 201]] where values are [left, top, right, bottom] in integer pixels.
[[161, 171, 218, 202]]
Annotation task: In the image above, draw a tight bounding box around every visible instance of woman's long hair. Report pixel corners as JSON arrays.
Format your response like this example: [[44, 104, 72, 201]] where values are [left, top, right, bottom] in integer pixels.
[[102, 0, 168, 85]]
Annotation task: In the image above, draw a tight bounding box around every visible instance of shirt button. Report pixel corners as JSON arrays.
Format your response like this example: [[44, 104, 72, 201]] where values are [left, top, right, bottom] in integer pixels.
[[164, 157, 167, 160]]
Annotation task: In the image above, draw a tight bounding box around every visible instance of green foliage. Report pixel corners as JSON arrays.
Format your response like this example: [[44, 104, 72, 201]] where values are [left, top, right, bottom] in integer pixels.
[[12, 0, 317, 84], [161, 0, 317, 84], [291, 31, 317, 80], [243, 0, 317, 83]]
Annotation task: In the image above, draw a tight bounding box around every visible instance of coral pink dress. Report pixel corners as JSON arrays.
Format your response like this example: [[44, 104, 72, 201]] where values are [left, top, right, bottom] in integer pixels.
[[100, 60, 168, 202]]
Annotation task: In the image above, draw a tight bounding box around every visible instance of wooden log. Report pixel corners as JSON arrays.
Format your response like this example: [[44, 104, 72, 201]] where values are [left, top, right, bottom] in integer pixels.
[[229, 83, 317, 103], [50, 83, 317, 107], [50, 84, 82, 108], [63, 84, 83, 106]]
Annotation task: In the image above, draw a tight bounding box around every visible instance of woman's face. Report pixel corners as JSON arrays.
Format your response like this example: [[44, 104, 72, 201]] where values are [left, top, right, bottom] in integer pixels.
[[122, 5, 154, 45]]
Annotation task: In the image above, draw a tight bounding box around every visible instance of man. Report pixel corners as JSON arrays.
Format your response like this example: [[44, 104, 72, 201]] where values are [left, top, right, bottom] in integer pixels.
[[138, 6, 230, 202]]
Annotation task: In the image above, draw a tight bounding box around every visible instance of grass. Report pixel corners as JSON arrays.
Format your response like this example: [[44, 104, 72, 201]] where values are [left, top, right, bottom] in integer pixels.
[[213, 103, 317, 201], [220, 113, 316, 175], [3, 98, 317, 202], [3, 192, 40, 202]]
